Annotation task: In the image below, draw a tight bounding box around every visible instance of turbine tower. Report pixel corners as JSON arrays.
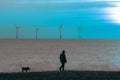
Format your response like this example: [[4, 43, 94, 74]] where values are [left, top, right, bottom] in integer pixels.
[[59, 25, 62, 40], [35, 28, 39, 40], [78, 27, 81, 39], [16, 26, 20, 39]]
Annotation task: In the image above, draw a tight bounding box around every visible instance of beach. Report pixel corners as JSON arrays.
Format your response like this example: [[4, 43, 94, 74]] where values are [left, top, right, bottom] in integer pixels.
[[0, 39, 120, 72]]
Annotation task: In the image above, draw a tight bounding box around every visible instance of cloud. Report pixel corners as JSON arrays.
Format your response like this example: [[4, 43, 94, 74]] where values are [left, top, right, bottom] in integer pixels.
[[0, 0, 120, 4], [16, 0, 120, 4], [0, 0, 119, 9]]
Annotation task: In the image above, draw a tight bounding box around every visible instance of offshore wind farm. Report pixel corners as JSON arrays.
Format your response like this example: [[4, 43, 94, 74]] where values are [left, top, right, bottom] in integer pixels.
[[0, 26, 82, 39], [0, 0, 120, 39]]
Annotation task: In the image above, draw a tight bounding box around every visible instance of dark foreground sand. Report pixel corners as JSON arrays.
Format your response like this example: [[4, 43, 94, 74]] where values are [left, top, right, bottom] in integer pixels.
[[0, 71, 120, 80], [0, 39, 120, 72]]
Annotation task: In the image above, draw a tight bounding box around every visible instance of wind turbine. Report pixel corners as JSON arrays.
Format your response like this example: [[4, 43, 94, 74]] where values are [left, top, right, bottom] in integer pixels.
[[78, 27, 81, 39], [35, 28, 39, 40], [16, 26, 20, 39], [59, 25, 62, 40]]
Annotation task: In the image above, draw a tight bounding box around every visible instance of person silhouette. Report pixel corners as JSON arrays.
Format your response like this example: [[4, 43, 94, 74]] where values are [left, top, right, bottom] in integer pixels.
[[59, 50, 67, 71]]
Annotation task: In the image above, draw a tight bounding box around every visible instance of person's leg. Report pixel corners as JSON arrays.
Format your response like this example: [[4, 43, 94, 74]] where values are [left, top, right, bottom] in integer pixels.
[[59, 62, 65, 71], [59, 66, 61, 71], [62, 63, 65, 71], [59, 63, 62, 71]]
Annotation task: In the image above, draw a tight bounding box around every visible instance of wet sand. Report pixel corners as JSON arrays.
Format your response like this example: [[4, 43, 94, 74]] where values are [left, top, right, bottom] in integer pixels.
[[0, 39, 120, 72]]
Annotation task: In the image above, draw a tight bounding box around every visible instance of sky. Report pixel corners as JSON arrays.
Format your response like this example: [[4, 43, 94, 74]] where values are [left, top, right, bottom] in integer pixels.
[[0, 0, 120, 39]]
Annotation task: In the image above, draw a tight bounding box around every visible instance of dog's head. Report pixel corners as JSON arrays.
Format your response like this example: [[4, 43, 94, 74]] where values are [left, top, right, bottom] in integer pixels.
[[26, 67, 30, 70]]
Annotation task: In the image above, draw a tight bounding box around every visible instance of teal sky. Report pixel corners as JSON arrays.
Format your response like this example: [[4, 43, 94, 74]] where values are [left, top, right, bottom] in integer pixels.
[[0, 0, 120, 39]]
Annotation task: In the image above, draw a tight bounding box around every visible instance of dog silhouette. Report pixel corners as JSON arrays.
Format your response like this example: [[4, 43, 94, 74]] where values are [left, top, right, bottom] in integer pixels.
[[22, 67, 30, 72]]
